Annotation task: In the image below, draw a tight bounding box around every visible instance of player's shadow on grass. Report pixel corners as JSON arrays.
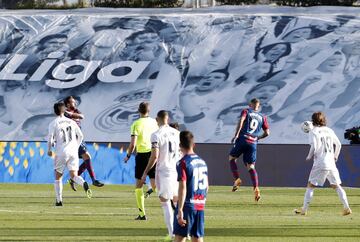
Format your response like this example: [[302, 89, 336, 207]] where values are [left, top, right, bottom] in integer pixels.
[[0, 227, 359, 237]]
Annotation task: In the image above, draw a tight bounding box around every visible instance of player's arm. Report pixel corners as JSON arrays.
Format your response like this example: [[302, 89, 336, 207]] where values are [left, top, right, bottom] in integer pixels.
[[177, 179, 187, 227], [47, 123, 55, 157], [333, 132, 342, 161], [124, 122, 138, 163], [258, 116, 270, 140], [141, 138, 159, 183], [65, 110, 84, 120], [306, 144, 315, 161], [177, 160, 187, 227], [124, 135, 137, 163], [306, 133, 316, 161], [74, 122, 84, 146], [231, 110, 247, 143]]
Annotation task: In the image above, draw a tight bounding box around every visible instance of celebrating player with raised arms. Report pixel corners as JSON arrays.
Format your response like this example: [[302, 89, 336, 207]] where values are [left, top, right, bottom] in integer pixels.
[[141, 110, 180, 240], [64, 96, 104, 189], [228, 98, 270, 201], [47, 102, 92, 206], [124, 102, 158, 220], [295, 112, 351, 216], [174, 131, 208, 242]]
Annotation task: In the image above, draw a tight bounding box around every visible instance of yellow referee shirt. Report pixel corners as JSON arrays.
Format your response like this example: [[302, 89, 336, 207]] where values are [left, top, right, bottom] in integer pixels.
[[130, 117, 158, 153]]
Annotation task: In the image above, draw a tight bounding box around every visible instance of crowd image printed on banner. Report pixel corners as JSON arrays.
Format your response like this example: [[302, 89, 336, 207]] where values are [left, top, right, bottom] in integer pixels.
[[0, 13, 359, 143]]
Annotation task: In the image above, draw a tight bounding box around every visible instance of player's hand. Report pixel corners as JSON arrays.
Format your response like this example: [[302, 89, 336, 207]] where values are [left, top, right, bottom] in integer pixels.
[[123, 156, 130, 163], [140, 174, 147, 185], [47, 151, 53, 157], [305, 156, 312, 161], [231, 136, 238, 144], [177, 210, 186, 227]]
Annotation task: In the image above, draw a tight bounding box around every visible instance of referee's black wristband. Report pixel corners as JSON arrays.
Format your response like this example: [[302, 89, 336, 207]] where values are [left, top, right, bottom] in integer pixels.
[[126, 153, 131, 158]]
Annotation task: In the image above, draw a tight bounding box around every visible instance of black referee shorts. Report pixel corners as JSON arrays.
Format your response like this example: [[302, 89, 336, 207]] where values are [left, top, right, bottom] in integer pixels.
[[135, 152, 156, 180]]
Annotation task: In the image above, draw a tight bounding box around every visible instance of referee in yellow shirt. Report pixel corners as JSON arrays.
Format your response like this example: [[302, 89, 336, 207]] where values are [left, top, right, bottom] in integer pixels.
[[124, 102, 158, 220]]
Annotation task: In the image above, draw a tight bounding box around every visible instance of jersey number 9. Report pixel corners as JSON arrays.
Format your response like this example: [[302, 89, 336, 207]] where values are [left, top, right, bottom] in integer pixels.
[[249, 118, 259, 134]]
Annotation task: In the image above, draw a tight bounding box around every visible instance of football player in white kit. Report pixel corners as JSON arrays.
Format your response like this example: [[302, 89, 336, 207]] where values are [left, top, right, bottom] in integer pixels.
[[47, 102, 92, 206], [141, 110, 180, 239], [295, 112, 351, 216]]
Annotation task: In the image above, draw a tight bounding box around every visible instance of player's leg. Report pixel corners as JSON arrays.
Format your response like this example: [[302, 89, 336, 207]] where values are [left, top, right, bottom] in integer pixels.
[[229, 141, 243, 192], [244, 143, 260, 201], [171, 176, 179, 209], [54, 156, 66, 206], [69, 146, 88, 191], [134, 153, 147, 220], [54, 170, 63, 206], [174, 207, 190, 242], [174, 236, 186, 242], [68, 156, 92, 198], [81, 149, 104, 187], [189, 210, 204, 242], [328, 170, 351, 215], [191, 237, 203, 242], [295, 169, 326, 215], [159, 172, 178, 238], [160, 196, 174, 238], [145, 164, 157, 198]]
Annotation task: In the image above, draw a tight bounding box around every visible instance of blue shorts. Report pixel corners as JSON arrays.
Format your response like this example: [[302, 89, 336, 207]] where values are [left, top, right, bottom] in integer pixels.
[[173, 207, 205, 238], [78, 142, 88, 158], [229, 138, 257, 164]]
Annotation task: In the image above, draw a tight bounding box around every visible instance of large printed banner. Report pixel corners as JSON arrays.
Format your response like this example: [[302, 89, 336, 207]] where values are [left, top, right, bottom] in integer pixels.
[[0, 10, 360, 143]]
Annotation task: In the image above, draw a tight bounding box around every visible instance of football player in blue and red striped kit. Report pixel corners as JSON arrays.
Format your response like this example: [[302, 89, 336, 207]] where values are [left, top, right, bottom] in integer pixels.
[[229, 98, 270, 201], [64, 96, 104, 188], [174, 131, 208, 242]]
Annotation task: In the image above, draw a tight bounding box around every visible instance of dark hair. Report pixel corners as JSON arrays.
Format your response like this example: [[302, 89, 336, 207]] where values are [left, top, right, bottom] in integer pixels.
[[138, 102, 150, 115], [250, 98, 260, 106], [64, 96, 75, 106], [312, 112, 327, 127], [258, 42, 292, 64], [180, 130, 194, 150], [39, 34, 67, 46], [54, 102, 65, 116], [157, 110, 168, 120], [169, 122, 180, 130]]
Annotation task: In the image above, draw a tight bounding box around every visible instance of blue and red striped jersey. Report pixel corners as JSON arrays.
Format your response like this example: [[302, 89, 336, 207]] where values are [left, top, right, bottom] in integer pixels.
[[177, 154, 208, 211], [64, 108, 82, 128], [239, 108, 269, 143]]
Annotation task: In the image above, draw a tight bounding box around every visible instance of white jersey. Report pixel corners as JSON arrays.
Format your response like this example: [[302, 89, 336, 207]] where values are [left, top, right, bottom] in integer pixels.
[[48, 116, 84, 156], [308, 126, 341, 170], [151, 124, 180, 173]]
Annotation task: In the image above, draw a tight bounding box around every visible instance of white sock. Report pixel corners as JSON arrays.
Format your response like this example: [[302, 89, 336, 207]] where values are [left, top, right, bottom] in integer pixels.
[[302, 188, 314, 211], [336, 187, 350, 209], [54, 180, 63, 203], [72, 176, 85, 186], [161, 201, 174, 236]]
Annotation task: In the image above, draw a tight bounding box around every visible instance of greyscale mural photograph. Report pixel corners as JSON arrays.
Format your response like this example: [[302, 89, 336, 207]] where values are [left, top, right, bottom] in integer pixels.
[[0, 13, 359, 143]]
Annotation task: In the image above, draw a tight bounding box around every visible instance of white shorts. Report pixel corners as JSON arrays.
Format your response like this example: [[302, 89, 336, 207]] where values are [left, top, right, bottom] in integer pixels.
[[308, 168, 342, 186], [54, 153, 79, 174], [155, 170, 178, 200]]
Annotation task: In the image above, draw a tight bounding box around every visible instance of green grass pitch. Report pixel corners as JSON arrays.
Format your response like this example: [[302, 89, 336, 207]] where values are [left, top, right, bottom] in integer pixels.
[[0, 184, 359, 241]]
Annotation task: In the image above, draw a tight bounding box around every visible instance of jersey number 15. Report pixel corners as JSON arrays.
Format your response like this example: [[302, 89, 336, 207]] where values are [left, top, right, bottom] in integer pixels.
[[193, 166, 208, 191]]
